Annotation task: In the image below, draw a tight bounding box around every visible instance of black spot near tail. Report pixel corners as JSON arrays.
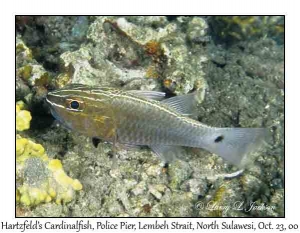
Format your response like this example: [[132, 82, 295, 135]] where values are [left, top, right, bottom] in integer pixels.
[[214, 135, 224, 143]]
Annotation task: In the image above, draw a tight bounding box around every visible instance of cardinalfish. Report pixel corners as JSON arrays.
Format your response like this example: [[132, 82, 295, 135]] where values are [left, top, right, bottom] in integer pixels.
[[46, 84, 268, 167]]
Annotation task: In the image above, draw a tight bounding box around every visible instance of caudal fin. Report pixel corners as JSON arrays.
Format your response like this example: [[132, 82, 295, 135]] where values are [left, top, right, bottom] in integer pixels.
[[200, 128, 269, 167]]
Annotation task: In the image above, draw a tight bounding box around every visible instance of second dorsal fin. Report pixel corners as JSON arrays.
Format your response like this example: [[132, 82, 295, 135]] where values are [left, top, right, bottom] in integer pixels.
[[128, 90, 198, 116], [161, 92, 198, 115]]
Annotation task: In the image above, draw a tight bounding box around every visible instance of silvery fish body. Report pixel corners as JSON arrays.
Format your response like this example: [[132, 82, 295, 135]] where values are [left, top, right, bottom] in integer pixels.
[[46, 84, 268, 167]]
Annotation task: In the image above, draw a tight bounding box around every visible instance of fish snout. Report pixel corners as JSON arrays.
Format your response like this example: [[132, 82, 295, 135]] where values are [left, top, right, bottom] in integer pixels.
[[45, 92, 65, 108]]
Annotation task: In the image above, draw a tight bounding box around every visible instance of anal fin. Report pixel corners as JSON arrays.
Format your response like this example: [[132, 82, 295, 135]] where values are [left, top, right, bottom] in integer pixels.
[[116, 143, 141, 150], [149, 145, 187, 163]]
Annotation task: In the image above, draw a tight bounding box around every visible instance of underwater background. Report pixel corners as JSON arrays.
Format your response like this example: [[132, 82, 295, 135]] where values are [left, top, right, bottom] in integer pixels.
[[16, 16, 284, 217]]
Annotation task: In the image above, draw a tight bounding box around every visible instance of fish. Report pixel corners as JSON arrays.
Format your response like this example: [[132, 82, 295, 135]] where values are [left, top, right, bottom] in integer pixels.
[[46, 84, 268, 167]]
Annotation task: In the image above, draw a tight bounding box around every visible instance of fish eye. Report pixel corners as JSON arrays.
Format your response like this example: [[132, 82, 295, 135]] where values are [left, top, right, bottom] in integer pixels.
[[70, 100, 80, 110]]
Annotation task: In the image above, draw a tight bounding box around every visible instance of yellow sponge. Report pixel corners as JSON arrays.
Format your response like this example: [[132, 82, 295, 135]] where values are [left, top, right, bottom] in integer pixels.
[[16, 136, 83, 206], [16, 101, 32, 131]]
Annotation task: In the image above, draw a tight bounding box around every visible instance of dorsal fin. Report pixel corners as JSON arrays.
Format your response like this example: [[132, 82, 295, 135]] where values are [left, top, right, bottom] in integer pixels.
[[62, 83, 89, 89], [161, 92, 198, 116], [127, 90, 166, 101]]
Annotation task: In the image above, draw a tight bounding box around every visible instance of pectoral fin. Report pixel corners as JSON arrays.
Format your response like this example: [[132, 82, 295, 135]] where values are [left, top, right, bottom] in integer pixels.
[[85, 100, 117, 141]]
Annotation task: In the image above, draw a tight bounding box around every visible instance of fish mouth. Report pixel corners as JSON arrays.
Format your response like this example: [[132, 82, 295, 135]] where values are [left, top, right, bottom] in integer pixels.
[[45, 97, 58, 118], [45, 95, 62, 121], [45, 93, 56, 105], [45, 94, 74, 130], [45, 96, 53, 106], [47, 103, 73, 130]]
